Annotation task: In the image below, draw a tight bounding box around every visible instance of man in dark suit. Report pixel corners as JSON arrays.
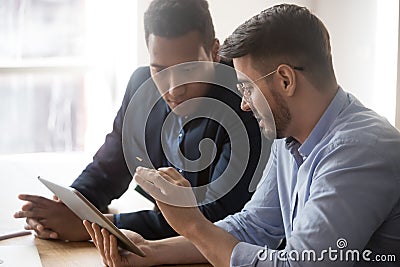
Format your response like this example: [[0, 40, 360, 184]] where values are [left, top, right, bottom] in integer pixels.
[[14, 0, 266, 241]]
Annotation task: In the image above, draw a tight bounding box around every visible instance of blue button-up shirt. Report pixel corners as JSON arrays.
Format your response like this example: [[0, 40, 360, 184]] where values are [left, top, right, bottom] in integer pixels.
[[216, 87, 400, 266], [161, 104, 186, 174]]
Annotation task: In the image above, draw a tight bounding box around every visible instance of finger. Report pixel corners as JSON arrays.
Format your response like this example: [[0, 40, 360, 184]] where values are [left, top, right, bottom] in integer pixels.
[[31, 227, 58, 239], [13, 208, 47, 219], [83, 220, 96, 242], [157, 170, 176, 184], [38, 218, 48, 227], [26, 217, 42, 230], [21, 202, 34, 211], [138, 167, 185, 189], [134, 173, 164, 198], [92, 223, 106, 259], [25, 218, 56, 239], [157, 171, 191, 188], [135, 167, 159, 184], [38, 230, 58, 239], [53, 195, 61, 202], [134, 171, 159, 189], [14, 210, 32, 218], [136, 168, 174, 191], [18, 194, 52, 205], [156, 171, 190, 192], [24, 223, 34, 230], [101, 229, 112, 266], [136, 170, 194, 206], [158, 166, 181, 177], [151, 172, 190, 197], [109, 235, 121, 265], [33, 219, 58, 239], [135, 167, 197, 207], [14, 203, 35, 218], [136, 166, 156, 173], [138, 172, 196, 207], [158, 168, 191, 187], [85, 221, 108, 267]]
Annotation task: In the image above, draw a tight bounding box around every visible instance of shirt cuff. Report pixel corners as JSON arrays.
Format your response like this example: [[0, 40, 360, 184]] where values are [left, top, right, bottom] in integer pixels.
[[114, 214, 121, 228], [231, 242, 265, 267]]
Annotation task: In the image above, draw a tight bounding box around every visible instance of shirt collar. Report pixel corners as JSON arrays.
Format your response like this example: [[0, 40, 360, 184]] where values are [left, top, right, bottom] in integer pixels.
[[298, 86, 348, 157]]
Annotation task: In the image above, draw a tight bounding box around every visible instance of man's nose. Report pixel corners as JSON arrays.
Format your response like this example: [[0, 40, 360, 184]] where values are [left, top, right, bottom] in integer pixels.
[[168, 74, 186, 97], [168, 85, 186, 97]]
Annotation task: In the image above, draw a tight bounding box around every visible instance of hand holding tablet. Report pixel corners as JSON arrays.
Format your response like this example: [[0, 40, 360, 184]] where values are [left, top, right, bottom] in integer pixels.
[[38, 177, 146, 257]]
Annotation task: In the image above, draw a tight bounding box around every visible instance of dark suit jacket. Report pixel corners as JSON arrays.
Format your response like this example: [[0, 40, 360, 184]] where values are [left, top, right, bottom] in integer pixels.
[[71, 63, 268, 239]]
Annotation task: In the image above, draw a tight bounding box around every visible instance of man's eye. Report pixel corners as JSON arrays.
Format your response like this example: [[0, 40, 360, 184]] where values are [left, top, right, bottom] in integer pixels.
[[151, 66, 165, 74]]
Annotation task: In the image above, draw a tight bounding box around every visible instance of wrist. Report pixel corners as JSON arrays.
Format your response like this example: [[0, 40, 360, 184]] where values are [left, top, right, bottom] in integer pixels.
[[182, 216, 212, 240], [147, 240, 169, 266], [104, 214, 115, 224]]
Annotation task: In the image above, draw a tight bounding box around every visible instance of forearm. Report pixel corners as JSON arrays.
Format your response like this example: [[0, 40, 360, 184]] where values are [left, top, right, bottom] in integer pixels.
[[150, 236, 208, 265], [184, 219, 239, 267]]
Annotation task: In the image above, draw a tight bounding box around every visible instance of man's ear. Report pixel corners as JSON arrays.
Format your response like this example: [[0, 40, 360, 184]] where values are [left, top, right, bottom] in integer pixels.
[[211, 38, 220, 62], [277, 64, 296, 97]]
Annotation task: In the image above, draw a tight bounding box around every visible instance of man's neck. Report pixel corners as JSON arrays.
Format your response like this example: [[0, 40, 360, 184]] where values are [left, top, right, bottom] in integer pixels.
[[290, 84, 338, 144]]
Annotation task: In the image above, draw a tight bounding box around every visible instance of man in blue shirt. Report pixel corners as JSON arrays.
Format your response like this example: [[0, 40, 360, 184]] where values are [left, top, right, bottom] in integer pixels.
[[84, 4, 400, 266]]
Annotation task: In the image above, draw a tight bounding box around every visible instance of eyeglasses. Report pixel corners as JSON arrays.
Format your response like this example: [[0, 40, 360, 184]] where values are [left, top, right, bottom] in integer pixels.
[[236, 65, 304, 104]]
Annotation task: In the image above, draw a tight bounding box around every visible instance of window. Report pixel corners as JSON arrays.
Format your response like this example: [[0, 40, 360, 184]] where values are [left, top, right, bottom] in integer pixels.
[[0, 0, 138, 154]]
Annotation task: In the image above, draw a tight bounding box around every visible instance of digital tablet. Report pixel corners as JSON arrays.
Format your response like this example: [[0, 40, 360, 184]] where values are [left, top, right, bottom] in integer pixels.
[[38, 177, 146, 257]]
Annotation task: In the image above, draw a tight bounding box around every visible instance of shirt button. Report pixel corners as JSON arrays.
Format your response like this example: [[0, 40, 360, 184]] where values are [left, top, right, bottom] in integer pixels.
[[178, 133, 183, 138], [178, 169, 183, 173]]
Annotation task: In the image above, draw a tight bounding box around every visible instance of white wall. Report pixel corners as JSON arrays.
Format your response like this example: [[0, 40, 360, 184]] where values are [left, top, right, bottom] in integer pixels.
[[136, 0, 316, 69], [313, 0, 399, 125], [208, 0, 315, 43], [136, 0, 152, 67], [134, 0, 399, 126]]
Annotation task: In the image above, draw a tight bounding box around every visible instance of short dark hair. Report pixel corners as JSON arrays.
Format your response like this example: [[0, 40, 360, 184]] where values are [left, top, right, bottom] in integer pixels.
[[220, 4, 335, 86], [144, 0, 215, 52]]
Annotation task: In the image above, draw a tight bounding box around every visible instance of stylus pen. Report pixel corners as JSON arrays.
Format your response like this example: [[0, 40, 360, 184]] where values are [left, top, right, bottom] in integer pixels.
[[135, 156, 152, 168], [0, 230, 31, 241]]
